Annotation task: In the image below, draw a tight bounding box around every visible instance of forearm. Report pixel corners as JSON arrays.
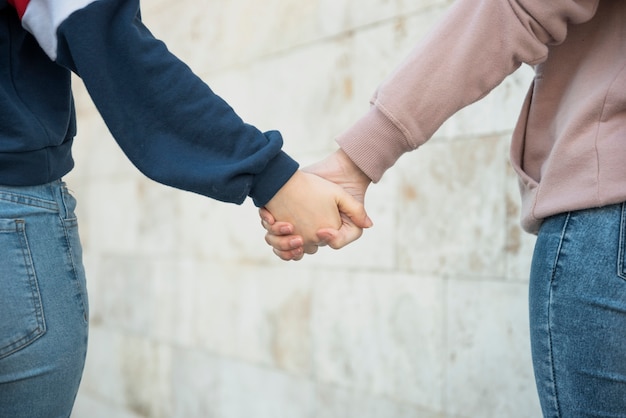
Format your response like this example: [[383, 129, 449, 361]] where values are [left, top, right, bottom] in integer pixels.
[[14, 0, 297, 205], [337, 0, 599, 182]]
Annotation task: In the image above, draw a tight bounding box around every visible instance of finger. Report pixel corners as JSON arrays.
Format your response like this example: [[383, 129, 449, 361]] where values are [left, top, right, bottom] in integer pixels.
[[316, 215, 365, 249], [273, 247, 305, 261], [315, 229, 337, 246], [265, 232, 304, 251], [303, 244, 319, 255], [262, 219, 297, 236], [259, 207, 276, 225], [316, 226, 362, 249], [335, 191, 373, 229]]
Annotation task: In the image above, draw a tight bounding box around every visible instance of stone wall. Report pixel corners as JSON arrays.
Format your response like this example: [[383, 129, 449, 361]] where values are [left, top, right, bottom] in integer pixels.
[[68, 0, 541, 417]]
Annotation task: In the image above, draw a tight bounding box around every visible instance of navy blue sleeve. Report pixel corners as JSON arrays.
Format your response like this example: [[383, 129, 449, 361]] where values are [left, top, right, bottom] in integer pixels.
[[54, 0, 298, 206]]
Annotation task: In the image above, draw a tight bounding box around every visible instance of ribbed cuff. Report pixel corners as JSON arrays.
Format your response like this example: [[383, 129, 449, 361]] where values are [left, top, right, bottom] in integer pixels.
[[336, 105, 414, 183], [249, 150, 299, 207]]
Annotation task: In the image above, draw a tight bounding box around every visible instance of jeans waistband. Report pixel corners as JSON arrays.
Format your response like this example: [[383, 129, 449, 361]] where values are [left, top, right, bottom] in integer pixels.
[[0, 180, 68, 213]]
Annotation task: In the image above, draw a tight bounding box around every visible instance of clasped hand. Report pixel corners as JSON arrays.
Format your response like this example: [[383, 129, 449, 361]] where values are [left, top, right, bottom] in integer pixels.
[[261, 149, 372, 260]]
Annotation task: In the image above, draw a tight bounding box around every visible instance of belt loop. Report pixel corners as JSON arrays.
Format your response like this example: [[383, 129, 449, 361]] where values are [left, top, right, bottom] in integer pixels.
[[52, 180, 69, 219]]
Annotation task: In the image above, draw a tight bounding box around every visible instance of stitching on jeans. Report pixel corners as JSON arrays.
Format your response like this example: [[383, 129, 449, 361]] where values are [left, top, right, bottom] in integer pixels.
[[58, 189, 88, 324], [0, 192, 58, 211], [548, 212, 570, 418], [617, 203, 626, 280]]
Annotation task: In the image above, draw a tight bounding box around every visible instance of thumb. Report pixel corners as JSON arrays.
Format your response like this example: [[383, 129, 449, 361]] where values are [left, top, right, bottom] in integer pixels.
[[335, 190, 373, 229], [316, 219, 363, 250]]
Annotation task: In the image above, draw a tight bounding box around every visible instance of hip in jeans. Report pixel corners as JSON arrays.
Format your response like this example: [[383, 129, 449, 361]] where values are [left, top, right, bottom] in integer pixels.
[[530, 202, 626, 417], [0, 180, 88, 418]]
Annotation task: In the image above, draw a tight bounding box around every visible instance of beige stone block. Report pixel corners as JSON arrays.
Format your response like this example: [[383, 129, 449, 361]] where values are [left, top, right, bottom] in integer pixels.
[[171, 350, 316, 418], [312, 271, 445, 409], [132, 179, 181, 255], [143, 0, 326, 72], [199, 6, 451, 157], [70, 79, 139, 183], [87, 257, 197, 346], [204, 44, 358, 157], [70, 75, 91, 115], [142, 260, 197, 345], [114, 337, 173, 418], [445, 279, 541, 418], [70, 177, 181, 257], [346, 0, 450, 31], [72, 393, 143, 418], [190, 263, 315, 376], [88, 256, 154, 333], [177, 193, 282, 263], [314, 384, 444, 418], [79, 328, 173, 417], [396, 135, 509, 278], [75, 178, 141, 254], [505, 161, 537, 281], [141, 0, 450, 74]]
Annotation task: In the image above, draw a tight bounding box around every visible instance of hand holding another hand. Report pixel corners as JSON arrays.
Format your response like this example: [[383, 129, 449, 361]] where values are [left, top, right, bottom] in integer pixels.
[[261, 149, 373, 260]]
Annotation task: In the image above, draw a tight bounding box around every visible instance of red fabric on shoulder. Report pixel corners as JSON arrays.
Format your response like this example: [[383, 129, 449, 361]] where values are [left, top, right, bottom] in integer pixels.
[[7, 0, 29, 18]]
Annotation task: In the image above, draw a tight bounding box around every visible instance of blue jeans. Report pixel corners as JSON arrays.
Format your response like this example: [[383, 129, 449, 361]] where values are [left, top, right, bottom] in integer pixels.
[[530, 203, 626, 417], [0, 180, 88, 418]]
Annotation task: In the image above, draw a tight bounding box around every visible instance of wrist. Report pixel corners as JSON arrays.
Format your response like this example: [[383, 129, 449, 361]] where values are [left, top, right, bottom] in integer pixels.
[[335, 148, 372, 188]]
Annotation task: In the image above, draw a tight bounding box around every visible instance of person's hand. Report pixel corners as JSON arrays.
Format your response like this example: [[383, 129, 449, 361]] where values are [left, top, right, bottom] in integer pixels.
[[261, 149, 373, 260], [306, 148, 372, 243], [263, 168, 371, 260]]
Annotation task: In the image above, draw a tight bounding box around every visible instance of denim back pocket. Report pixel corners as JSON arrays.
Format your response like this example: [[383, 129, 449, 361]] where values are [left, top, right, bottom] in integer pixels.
[[0, 218, 46, 359], [618, 203, 626, 281]]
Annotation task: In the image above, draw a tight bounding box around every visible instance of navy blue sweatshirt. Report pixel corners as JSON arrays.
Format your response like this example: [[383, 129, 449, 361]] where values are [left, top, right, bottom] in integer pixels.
[[1, 0, 298, 206]]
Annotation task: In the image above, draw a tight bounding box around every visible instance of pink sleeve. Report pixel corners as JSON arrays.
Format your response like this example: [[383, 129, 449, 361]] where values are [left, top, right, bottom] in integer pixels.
[[337, 0, 599, 182]]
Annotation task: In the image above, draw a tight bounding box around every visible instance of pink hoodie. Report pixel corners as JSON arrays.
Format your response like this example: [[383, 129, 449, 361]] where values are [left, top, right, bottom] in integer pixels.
[[337, 0, 626, 234]]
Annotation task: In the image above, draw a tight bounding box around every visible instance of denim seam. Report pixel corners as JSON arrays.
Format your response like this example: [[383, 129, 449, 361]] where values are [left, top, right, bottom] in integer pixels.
[[547, 212, 571, 418], [62, 221, 87, 323], [617, 203, 626, 281], [57, 205, 88, 324]]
